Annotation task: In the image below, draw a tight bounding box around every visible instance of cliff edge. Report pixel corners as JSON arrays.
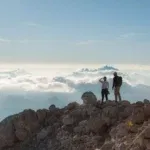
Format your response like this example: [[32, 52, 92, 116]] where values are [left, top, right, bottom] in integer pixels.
[[0, 92, 150, 150]]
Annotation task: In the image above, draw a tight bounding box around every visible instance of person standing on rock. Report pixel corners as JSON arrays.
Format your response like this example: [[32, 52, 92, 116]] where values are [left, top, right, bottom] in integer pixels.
[[99, 76, 109, 103], [112, 72, 122, 102]]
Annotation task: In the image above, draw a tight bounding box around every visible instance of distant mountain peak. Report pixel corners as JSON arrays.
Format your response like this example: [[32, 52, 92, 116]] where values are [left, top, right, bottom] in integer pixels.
[[99, 65, 119, 71]]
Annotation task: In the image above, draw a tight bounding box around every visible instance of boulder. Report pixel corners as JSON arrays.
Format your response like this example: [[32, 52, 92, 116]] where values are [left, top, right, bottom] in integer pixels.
[[74, 126, 84, 134], [66, 102, 80, 111], [144, 104, 150, 118], [37, 127, 52, 141], [36, 109, 47, 123], [120, 105, 133, 119], [14, 109, 40, 134], [15, 129, 28, 141], [101, 106, 118, 125], [85, 104, 101, 118], [86, 117, 107, 134], [120, 100, 131, 107], [130, 144, 143, 150], [144, 99, 150, 105], [115, 123, 128, 139], [128, 125, 138, 133], [132, 112, 145, 124], [102, 100, 117, 108], [0, 122, 16, 149], [1, 98, 150, 150], [45, 115, 58, 126], [143, 139, 150, 149], [79, 120, 88, 127], [144, 127, 150, 139], [73, 120, 88, 135], [69, 109, 85, 124], [136, 101, 144, 107], [81, 91, 97, 105], [49, 104, 56, 111], [132, 107, 145, 124]]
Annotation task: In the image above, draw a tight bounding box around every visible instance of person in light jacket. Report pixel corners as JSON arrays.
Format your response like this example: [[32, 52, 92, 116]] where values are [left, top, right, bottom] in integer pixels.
[[99, 76, 109, 104]]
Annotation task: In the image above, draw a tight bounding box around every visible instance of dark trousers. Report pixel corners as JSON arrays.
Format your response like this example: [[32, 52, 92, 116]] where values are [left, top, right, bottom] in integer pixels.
[[101, 89, 108, 102]]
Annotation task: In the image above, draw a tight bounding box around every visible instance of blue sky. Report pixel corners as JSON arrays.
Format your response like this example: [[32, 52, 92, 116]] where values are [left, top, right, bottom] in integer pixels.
[[0, 0, 150, 64]]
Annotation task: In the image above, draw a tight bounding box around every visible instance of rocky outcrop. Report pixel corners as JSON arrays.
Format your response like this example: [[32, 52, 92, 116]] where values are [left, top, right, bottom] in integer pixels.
[[1, 97, 150, 150], [81, 91, 97, 105]]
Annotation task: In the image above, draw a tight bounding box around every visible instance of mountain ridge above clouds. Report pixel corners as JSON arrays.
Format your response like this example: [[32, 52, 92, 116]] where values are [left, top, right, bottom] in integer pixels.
[[99, 65, 119, 71], [76, 65, 119, 73]]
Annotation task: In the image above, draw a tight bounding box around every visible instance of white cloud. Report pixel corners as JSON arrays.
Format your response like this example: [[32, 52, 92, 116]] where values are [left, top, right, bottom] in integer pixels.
[[119, 32, 147, 39], [120, 33, 136, 39], [0, 38, 11, 43], [1, 65, 150, 120], [0, 38, 52, 44], [76, 40, 103, 45], [25, 22, 41, 27], [0, 38, 30, 44], [17, 39, 31, 43]]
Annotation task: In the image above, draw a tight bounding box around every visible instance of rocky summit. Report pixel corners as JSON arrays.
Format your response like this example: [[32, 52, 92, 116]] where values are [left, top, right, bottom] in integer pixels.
[[1, 92, 150, 150]]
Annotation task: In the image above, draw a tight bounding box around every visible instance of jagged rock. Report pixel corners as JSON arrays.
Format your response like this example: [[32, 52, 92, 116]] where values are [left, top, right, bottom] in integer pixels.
[[37, 126, 52, 141], [73, 126, 84, 134], [81, 91, 97, 105], [45, 113, 60, 126], [128, 125, 138, 133], [102, 100, 117, 108], [73, 120, 87, 135], [66, 102, 80, 111], [144, 127, 150, 139], [0, 114, 18, 126], [69, 109, 86, 124], [85, 104, 100, 117], [144, 104, 150, 118], [114, 143, 127, 150], [132, 107, 145, 124], [0, 122, 16, 149], [143, 139, 150, 149], [120, 105, 133, 119], [79, 120, 88, 126], [86, 117, 107, 134], [36, 109, 47, 123], [101, 106, 118, 125], [63, 115, 74, 125], [121, 100, 131, 106], [132, 112, 145, 124], [1, 98, 150, 150], [130, 144, 143, 150], [100, 141, 114, 150], [136, 101, 144, 107], [14, 109, 40, 132], [115, 123, 128, 138], [15, 129, 28, 141], [144, 99, 150, 104], [110, 122, 133, 147], [92, 136, 104, 143]]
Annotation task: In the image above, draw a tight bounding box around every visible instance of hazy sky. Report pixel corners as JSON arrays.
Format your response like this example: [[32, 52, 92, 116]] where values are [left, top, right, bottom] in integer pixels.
[[0, 0, 150, 64]]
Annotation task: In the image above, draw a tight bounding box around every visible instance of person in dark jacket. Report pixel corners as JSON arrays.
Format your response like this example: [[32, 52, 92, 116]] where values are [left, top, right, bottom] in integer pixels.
[[112, 72, 122, 102]]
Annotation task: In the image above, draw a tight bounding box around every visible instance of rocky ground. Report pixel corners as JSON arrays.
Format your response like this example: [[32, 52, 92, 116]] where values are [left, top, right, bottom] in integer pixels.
[[0, 91, 150, 150]]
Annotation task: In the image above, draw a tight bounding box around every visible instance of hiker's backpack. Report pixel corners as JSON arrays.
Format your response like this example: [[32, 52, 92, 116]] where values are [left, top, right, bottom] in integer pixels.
[[117, 76, 122, 86]]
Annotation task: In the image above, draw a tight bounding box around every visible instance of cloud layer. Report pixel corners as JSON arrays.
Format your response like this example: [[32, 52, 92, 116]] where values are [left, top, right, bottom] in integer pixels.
[[0, 65, 150, 120]]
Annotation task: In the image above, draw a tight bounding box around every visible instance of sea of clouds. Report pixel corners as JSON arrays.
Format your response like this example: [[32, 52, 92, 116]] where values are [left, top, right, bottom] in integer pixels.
[[0, 64, 150, 120]]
